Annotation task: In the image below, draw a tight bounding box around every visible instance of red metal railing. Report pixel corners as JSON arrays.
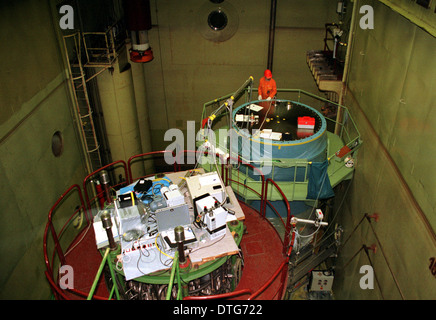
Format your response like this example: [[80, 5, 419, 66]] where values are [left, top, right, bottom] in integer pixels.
[[244, 178, 295, 300], [43, 150, 296, 300], [183, 174, 295, 301], [127, 150, 178, 182], [220, 154, 267, 217], [82, 160, 129, 219], [183, 288, 253, 300], [43, 182, 113, 300], [264, 178, 293, 255], [44, 184, 84, 276]]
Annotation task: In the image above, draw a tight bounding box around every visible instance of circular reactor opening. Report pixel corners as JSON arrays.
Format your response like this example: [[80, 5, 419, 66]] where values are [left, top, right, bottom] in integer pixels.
[[233, 100, 325, 142], [208, 9, 228, 31]]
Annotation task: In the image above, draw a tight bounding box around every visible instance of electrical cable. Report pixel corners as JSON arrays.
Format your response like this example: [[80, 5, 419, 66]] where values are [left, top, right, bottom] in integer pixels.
[[64, 223, 93, 257], [296, 224, 322, 239], [197, 115, 228, 208], [188, 232, 226, 255], [321, 176, 353, 238], [258, 99, 274, 132], [136, 239, 152, 275], [155, 233, 174, 260]]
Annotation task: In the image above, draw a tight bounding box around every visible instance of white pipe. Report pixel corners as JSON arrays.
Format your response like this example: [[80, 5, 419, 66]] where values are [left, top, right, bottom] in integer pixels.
[[342, 0, 359, 85], [292, 217, 328, 226]]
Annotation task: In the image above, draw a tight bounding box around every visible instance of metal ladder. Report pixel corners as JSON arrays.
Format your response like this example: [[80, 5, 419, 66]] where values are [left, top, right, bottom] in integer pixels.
[[63, 32, 103, 173]]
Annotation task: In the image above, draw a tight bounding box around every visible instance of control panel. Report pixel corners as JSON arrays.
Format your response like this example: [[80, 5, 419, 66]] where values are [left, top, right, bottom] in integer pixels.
[[309, 270, 334, 292]]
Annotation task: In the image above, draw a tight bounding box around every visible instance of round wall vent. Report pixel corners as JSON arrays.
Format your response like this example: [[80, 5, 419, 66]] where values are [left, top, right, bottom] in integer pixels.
[[208, 9, 228, 31], [197, 1, 239, 42], [51, 131, 64, 157]]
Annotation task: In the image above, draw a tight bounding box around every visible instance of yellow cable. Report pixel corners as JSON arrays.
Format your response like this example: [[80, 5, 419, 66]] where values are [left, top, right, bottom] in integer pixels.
[[153, 177, 172, 184], [130, 191, 135, 206], [155, 233, 174, 260]]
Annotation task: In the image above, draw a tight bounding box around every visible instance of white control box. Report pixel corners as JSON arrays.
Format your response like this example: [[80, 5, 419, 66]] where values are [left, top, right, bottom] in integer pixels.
[[161, 184, 185, 207], [309, 270, 334, 292], [186, 171, 226, 204], [194, 195, 216, 215], [203, 206, 228, 239]]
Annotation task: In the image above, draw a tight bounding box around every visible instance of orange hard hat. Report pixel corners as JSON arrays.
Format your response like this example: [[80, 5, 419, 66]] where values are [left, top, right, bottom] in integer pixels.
[[264, 69, 272, 79]]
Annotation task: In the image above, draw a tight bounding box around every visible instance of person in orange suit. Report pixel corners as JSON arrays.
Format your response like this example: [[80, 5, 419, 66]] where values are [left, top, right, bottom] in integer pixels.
[[258, 69, 277, 100], [257, 69, 277, 120]]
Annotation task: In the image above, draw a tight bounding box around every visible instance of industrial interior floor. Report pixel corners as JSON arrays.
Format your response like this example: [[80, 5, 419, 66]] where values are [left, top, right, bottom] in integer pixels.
[[267, 208, 335, 301], [62, 200, 330, 300]]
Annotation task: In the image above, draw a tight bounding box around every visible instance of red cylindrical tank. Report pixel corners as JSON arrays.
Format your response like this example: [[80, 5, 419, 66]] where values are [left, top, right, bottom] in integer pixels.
[[95, 180, 105, 209], [124, 0, 152, 31], [124, 0, 153, 63]]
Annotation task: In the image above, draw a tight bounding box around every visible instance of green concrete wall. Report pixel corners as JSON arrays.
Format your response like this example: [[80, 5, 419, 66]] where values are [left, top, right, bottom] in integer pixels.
[[143, 0, 338, 151], [0, 1, 88, 299], [334, 0, 436, 299]]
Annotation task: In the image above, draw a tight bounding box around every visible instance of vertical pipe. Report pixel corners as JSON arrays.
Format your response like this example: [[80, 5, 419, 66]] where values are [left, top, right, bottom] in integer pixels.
[[106, 251, 121, 300], [101, 210, 117, 251], [96, 59, 144, 180], [342, 0, 359, 85], [267, 0, 277, 71], [127, 43, 155, 174], [124, 0, 153, 63], [336, 1, 359, 136], [100, 170, 112, 205], [94, 180, 105, 209], [174, 226, 186, 264]]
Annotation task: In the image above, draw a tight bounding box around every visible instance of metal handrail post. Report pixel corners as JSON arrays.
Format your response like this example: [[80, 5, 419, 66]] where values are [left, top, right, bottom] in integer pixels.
[[106, 251, 120, 300], [176, 256, 185, 300], [87, 247, 110, 300], [166, 251, 179, 300], [265, 178, 292, 255]]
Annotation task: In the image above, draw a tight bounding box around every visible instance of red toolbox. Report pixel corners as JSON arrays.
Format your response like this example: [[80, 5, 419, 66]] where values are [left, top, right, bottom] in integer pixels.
[[298, 116, 315, 129]]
